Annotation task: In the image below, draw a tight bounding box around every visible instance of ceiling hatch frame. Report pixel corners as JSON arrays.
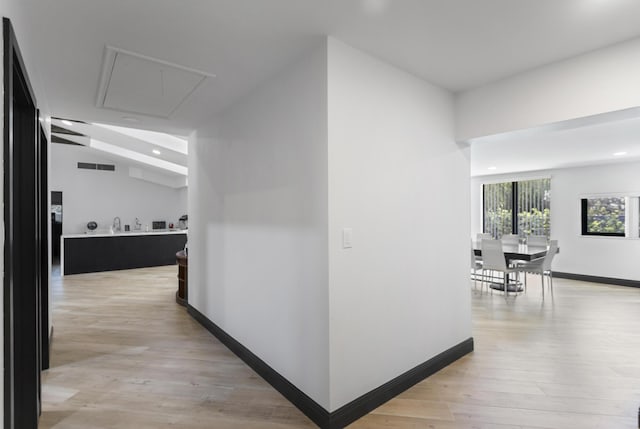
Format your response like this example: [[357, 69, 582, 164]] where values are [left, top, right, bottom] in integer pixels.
[[96, 46, 215, 119]]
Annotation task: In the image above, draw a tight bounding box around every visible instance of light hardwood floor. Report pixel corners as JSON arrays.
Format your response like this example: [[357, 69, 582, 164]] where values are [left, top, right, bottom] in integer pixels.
[[42, 266, 316, 429], [349, 277, 640, 429], [42, 267, 640, 428]]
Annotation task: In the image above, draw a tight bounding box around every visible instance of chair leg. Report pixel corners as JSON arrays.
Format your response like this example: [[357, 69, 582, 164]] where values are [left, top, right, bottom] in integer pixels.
[[540, 269, 545, 299], [482, 270, 487, 294], [549, 270, 554, 295], [504, 272, 509, 299]]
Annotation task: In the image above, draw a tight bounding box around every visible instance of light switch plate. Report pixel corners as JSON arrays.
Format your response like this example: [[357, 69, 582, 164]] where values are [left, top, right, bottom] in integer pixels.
[[342, 228, 353, 249]]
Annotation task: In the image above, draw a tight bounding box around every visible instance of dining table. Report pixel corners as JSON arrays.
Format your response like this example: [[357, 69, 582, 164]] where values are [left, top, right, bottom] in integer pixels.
[[472, 242, 559, 293], [473, 242, 552, 262]]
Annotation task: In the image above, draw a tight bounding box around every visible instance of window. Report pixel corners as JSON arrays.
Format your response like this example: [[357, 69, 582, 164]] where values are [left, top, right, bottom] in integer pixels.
[[517, 179, 551, 237], [581, 197, 625, 237], [483, 178, 551, 239], [483, 182, 513, 239]]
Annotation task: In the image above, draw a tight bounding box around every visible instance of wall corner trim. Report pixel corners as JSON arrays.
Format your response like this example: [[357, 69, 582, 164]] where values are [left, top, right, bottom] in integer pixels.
[[187, 303, 474, 428]]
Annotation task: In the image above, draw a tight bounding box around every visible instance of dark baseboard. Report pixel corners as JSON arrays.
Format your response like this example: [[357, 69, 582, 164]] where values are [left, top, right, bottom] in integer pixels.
[[330, 337, 473, 428], [187, 303, 473, 428], [186, 304, 330, 427], [554, 272, 640, 288]]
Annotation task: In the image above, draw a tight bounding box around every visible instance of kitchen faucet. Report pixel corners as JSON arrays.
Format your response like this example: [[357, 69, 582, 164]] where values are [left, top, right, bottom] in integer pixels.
[[134, 217, 141, 230], [113, 216, 121, 232]]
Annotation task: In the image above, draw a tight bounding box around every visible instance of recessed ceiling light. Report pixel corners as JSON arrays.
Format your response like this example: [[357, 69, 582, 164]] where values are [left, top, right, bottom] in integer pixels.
[[122, 116, 139, 123], [61, 119, 73, 126], [488, 166, 497, 170], [613, 151, 627, 156], [152, 149, 161, 155]]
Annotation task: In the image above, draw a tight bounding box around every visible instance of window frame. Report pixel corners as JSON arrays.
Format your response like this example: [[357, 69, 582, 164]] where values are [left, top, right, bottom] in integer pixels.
[[580, 197, 626, 237], [482, 178, 550, 238]]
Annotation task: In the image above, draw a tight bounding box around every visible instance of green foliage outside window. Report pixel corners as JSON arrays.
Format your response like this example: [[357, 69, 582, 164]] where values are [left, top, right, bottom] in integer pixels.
[[484, 207, 550, 238], [483, 178, 550, 239], [585, 197, 625, 234], [518, 207, 550, 237]]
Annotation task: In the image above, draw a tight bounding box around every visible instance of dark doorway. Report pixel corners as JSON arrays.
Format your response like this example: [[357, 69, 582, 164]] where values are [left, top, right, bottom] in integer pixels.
[[3, 17, 44, 429], [51, 191, 63, 264]]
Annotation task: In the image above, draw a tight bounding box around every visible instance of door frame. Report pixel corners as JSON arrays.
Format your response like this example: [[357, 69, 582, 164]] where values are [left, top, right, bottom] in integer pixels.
[[3, 17, 43, 429], [39, 122, 49, 371]]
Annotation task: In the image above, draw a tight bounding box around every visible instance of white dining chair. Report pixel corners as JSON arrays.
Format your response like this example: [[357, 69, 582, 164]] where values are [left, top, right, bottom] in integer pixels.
[[501, 234, 519, 245], [501, 233, 525, 269], [516, 240, 558, 299], [476, 233, 492, 242], [474, 234, 491, 262], [481, 239, 520, 298], [526, 235, 548, 247], [470, 241, 484, 292]]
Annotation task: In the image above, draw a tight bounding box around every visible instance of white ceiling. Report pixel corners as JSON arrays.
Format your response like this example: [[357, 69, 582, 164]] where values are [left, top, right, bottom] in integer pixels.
[[50, 118, 188, 187], [20, 0, 640, 135], [471, 114, 640, 177]]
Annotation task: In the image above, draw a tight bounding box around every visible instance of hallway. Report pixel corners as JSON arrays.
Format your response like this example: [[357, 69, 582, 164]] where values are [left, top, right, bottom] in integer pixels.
[[41, 266, 315, 428], [41, 266, 640, 428]]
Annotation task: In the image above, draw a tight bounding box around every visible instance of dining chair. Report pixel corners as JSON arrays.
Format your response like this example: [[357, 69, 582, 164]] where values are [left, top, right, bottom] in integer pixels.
[[501, 234, 519, 245], [470, 241, 484, 292], [476, 233, 492, 242], [481, 239, 520, 298], [474, 233, 491, 262], [526, 235, 548, 247], [516, 240, 558, 299]]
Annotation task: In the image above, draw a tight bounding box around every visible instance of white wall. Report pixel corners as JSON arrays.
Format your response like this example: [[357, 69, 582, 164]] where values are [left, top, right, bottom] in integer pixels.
[[189, 37, 473, 412], [552, 162, 640, 280], [188, 41, 330, 408], [471, 162, 640, 281], [327, 39, 471, 410], [177, 186, 188, 217], [50, 144, 187, 234], [456, 37, 640, 141]]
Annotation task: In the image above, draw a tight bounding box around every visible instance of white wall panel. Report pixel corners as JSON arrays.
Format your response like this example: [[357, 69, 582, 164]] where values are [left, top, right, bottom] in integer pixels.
[[50, 144, 187, 234], [188, 41, 330, 408], [327, 38, 471, 410], [457, 37, 640, 141]]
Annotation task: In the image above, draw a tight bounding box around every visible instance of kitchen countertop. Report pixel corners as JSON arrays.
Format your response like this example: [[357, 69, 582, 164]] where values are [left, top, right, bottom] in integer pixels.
[[62, 229, 188, 239]]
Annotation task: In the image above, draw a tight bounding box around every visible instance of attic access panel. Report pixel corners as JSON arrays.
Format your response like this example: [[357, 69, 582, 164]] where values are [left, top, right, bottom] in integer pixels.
[[97, 47, 214, 118]]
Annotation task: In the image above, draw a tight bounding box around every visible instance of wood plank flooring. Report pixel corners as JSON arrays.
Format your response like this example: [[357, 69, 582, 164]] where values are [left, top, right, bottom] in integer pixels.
[[41, 266, 316, 429], [349, 277, 640, 429], [41, 268, 640, 428]]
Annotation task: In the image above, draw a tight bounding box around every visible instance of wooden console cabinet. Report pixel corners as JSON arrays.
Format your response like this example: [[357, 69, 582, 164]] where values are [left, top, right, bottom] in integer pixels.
[[176, 250, 188, 306]]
